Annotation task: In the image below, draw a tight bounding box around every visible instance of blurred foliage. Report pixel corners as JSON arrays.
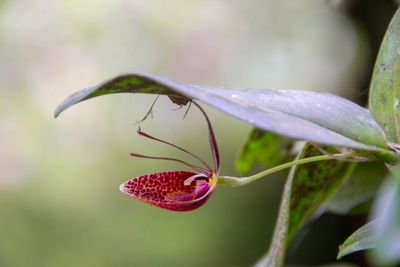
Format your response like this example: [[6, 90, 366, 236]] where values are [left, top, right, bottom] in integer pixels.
[[326, 162, 386, 215], [0, 0, 398, 266], [369, 4, 400, 144], [370, 169, 400, 265], [236, 129, 293, 175]]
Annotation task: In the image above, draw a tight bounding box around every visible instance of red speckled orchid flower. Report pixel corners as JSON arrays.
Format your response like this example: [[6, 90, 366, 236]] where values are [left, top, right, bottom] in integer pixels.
[[119, 102, 220, 211]]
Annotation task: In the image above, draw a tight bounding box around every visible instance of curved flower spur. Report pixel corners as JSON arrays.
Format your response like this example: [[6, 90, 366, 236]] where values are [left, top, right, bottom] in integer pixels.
[[119, 101, 220, 211]]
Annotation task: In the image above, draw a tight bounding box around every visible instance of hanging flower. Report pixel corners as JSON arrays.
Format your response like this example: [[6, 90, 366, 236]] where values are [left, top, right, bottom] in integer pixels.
[[119, 102, 220, 211]]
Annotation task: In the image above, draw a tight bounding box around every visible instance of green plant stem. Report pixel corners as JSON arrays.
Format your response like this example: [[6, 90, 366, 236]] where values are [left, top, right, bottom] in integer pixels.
[[219, 153, 354, 187]]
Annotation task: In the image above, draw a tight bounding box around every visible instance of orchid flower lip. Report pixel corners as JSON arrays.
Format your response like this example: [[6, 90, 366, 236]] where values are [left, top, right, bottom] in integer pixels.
[[119, 171, 216, 211]]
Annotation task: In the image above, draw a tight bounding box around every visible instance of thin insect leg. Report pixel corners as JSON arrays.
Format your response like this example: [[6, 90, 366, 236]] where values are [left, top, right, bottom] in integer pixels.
[[129, 153, 210, 175], [137, 128, 213, 173], [183, 101, 192, 119], [192, 101, 220, 173], [136, 95, 160, 124]]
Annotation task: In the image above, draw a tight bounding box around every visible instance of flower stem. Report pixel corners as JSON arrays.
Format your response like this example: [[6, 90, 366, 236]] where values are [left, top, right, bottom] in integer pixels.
[[219, 153, 354, 187]]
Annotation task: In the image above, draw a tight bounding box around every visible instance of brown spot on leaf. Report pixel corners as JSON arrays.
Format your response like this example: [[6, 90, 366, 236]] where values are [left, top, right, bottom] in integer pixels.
[[381, 94, 387, 104]]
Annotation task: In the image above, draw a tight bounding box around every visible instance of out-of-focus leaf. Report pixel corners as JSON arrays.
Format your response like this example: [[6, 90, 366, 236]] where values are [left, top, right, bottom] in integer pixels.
[[338, 168, 400, 263], [318, 264, 357, 267], [369, 7, 400, 143], [255, 144, 355, 267], [54, 73, 390, 152], [287, 264, 357, 267], [287, 145, 356, 243], [370, 170, 400, 265], [337, 220, 377, 259], [326, 162, 386, 215], [254, 144, 302, 267], [236, 128, 293, 174]]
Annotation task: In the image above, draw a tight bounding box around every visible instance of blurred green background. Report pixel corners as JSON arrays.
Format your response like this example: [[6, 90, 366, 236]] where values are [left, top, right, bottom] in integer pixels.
[[0, 0, 397, 266]]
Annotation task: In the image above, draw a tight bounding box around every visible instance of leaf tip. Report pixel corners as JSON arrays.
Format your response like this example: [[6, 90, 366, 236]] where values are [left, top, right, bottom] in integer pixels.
[[53, 105, 62, 118], [337, 247, 344, 260]]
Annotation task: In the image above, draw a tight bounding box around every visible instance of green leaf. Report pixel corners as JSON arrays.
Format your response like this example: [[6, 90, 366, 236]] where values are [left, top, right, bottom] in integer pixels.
[[337, 220, 377, 259], [254, 144, 355, 267], [235, 128, 293, 174], [55, 73, 389, 151], [287, 145, 356, 243], [370, 170, 400, 265], [326, 162, 386, 215], [338, 169, 400, 263], [254, 143, 302, 267], [369, 7, 400, 143], [53, 73, 191, 117]]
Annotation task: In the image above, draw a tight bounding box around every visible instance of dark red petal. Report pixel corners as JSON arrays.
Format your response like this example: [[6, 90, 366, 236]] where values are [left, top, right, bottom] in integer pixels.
[[193, 102, 220, 173], [120, 171, 215, 211]]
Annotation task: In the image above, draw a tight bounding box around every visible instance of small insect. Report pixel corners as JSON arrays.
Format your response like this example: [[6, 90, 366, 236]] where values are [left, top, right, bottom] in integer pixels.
[[119, 101, 220, 211], [136, 95, 193, 124]]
